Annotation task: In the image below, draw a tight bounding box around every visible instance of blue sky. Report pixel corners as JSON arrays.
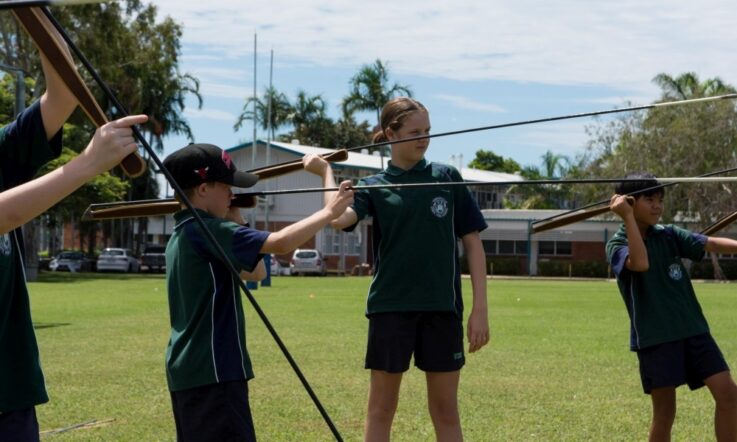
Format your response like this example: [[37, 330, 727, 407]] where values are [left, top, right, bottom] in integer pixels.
[[151, 0, 737, 171]]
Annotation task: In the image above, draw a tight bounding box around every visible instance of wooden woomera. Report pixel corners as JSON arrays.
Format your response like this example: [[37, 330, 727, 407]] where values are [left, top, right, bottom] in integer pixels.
[[82, 149, 348, 220], [11, 7, 146, 177]]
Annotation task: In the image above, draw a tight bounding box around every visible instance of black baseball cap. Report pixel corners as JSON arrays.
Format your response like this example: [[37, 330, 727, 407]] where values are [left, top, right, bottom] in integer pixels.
[[163, 143, 258, 190]]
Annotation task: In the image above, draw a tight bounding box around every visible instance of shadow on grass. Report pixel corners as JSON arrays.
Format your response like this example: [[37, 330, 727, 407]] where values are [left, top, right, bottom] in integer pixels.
[[35, 271, 165, 284], [34, 322, 71, 330]]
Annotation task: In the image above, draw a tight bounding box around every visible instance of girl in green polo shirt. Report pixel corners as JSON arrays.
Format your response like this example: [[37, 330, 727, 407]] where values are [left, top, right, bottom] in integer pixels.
[[312, 97, 490, 441]]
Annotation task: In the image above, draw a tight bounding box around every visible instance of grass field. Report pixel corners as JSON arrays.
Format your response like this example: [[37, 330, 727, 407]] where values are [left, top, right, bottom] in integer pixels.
[[27, 274, 737, 441]]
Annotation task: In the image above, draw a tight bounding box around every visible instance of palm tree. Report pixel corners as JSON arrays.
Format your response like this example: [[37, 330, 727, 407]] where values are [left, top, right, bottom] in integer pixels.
[[234, 86, 292, 139], [540, 150, 570, 179], [342, 59, 412, 164], [289, 90, 327, 134], [342, 59, 413, 125], [652, 72, 735, 100], [145, 73, 202, 152]]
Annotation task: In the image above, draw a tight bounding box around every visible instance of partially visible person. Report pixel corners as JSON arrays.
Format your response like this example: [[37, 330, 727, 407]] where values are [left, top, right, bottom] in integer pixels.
[[0, 25, 149, 441], [606, 172, 737, 442]]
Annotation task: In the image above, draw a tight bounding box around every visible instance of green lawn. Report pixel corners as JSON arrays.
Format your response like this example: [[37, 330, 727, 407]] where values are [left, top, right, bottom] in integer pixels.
[[27, 274, 737, 441]]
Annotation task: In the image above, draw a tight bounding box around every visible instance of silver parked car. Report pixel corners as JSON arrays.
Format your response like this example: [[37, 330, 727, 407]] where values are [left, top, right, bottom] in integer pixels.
[[96, 248, 140, 273], [290, 249, 327, 276], [49, 251, 89, 272]]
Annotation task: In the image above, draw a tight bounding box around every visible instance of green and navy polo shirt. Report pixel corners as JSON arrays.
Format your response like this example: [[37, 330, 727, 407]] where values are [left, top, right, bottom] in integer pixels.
[[346, 159, 487, 316], [165, 209, 269, 392], [0, 101, 63, 412], [606, 224, 709, 351]]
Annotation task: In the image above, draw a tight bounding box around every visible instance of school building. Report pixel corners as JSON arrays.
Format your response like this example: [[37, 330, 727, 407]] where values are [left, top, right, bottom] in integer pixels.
[[71, 140, 735, 277], [134, 139, 523, 272]]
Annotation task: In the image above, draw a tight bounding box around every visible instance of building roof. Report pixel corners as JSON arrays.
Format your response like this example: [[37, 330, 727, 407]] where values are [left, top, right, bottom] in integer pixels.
[[228, 139, 524, 183]]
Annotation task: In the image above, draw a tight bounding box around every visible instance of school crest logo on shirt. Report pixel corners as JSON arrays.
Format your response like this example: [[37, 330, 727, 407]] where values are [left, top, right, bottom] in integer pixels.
[[430, 196, 448, 218], [668, 263, 683, 281], [0, 233, 11, 257]]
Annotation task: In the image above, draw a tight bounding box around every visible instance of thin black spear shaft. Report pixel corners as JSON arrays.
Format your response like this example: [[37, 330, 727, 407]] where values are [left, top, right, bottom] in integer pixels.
[[231, 175, 737, 198], [532, 163, 737, 227], [254, 93, 737, 172], [41, 8, 343, 441]]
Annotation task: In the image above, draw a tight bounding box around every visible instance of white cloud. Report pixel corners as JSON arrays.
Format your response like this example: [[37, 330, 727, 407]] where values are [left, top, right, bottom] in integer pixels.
[[153, 0, 737, 93], [183, 107, 237, 122], [199, 81, 252, 99], [434, 94, 506, 113]]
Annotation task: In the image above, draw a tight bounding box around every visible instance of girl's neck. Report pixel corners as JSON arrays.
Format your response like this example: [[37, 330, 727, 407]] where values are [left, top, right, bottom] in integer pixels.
[[390, 156, 422, 171]]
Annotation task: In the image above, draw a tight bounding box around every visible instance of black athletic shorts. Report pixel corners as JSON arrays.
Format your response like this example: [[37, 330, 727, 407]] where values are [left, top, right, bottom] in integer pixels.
[[636, 332, 730, 394], [0, 407, 39, 442], [365, 311, 465, 373], [170, 380, 256, 442]]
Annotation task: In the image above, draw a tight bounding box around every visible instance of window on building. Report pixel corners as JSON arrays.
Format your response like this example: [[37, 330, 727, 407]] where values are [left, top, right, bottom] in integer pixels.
[[556, 241, 572, 255], [484, 240, 528, 256], [539, 241, 572, 256], [515, 240, 529, 255], [499, 240, 515, 254], [539, 241, 555, 255], [322, 227, 361, 256]]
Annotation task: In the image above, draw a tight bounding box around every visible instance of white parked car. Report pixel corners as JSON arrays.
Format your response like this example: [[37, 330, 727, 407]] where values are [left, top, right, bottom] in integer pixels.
[[96, 248, 140, 273], [269, 254, 290, 276], [290, 249, 327, 276]]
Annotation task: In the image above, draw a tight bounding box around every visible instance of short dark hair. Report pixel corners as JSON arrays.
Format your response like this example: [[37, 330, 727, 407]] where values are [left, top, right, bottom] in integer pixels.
[[614, 172, 664, 198]]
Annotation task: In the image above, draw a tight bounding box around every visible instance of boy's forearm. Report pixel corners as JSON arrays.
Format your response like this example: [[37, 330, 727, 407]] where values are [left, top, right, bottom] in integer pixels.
[[260, 208, 333, 254], [0, 153, 94, 234], [705, 236, 737, 254], [622, 214, 648, 271]]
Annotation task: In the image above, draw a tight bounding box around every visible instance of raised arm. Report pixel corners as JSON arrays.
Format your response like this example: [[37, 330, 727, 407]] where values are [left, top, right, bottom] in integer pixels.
[[705, 236, 737, 254], [0, 114, 147, 234], [302, 153, 358, 229], [260, 180, 354, 254], [610, 194, 649, 272], [36, 29, 77, 139]]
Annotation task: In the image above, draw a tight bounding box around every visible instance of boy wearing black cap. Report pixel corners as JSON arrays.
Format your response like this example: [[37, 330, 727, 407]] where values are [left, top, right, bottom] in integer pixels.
[[606, 172, 737, 441], [162, 143, 353, 441]]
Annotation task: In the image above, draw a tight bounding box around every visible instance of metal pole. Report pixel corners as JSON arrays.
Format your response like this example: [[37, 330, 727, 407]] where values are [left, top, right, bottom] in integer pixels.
[[249, 33, 258, 229], [265, 49, 273, 231], [262, 49, 273, 287], [251, 33, 258, 169], [0, 63, 26, 115]]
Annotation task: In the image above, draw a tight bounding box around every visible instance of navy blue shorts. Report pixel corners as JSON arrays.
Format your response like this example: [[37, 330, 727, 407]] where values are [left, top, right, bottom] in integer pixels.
[[365, 311, 465, 373], [170, 380, 256, 442], [636, 333, 730, 394], [0, 407, 39, 442]]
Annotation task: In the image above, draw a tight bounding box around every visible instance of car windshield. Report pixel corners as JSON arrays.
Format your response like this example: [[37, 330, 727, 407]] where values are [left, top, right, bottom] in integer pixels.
[[144, 246, 165, 253], [58, 252, 82, 259], [101, 250, 125, 256], [295, 251, 318, 259]]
